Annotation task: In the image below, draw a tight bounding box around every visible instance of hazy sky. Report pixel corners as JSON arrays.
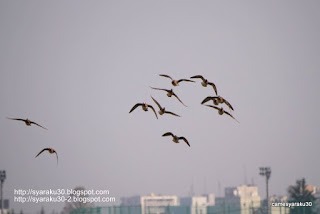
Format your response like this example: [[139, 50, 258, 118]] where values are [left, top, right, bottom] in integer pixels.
[[1, 1, 320, 213]]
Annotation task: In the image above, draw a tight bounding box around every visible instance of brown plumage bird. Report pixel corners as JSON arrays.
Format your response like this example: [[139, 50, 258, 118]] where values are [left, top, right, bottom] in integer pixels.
[[159, 74, 194, 86], [150, 87, 187, 107], [7, 117, 47, 130], [201, 96, 234, 111], [162, 132, 190, 147], [35, 148, 58, 165], [129, 102, 158, 119], [205, 105, 239, 123], [151, 96, 181, 117], [190, 75, 218, 95]]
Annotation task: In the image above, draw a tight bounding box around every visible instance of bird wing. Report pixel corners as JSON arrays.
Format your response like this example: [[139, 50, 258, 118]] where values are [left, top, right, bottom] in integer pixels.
[[150, 86, 169, 92], [224, 111, 240, 123], [54, 151, 58, 165], [201, 96, 215, 105], [190, 75, 205, 81], [222, 98, 234, 111], [129, 103, 143, 113], [208, 82, 218, 95], [164, 111, 181, 117], [159, 74, 173, 80], [162, 132, 174, 137], [172, 92, 187, 107], [151, 96, 162, 110], [35, 148, 50, 158], [7, 117, 26, 122], [205, 104, 220, 111], [147, 105, 158, 119], [178, 137, 190, 147], [177, 79, 195, 83], [30, 121, 48, 130]]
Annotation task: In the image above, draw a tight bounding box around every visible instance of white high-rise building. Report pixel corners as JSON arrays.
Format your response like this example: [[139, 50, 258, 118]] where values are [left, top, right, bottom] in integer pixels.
[[120, 193, 179, 214], [215, 184, 261, 214], [269, 195, 290, 214], [203, 193, 215, 206], [180, 196, 209, 214], [141, 193, 179, 214]]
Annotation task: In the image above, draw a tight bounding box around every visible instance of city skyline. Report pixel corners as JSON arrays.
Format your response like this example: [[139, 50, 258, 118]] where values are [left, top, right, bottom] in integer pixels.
[[1, 169, 319, 214]]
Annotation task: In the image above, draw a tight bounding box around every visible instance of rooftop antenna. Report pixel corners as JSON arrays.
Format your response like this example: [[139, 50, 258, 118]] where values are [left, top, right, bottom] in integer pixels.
[[218, 181, 221, 197], [243, 164, 248, 185], [189, 180, 194, 197], [203, 177, 207, 195]]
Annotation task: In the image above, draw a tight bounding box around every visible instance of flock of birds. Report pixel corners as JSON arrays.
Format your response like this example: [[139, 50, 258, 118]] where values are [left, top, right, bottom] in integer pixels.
[[129, 74, 239, 148], [5, 74, 238, 165], [6, 117, 58, 164]]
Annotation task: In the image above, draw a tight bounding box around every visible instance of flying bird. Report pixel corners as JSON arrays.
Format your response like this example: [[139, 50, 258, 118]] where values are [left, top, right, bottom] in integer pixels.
[[190, 75, 218, 95], [150, 87, 187, 107], [129, 102, 158, 119], [151, 96, 181, 117], [162, 132, 190, 147], [35, 148, 58, 165], [205, 105, 239, 123], [7, 117, 48, 130], [159, 74, 194, 86], [201, 96, 234, 111]]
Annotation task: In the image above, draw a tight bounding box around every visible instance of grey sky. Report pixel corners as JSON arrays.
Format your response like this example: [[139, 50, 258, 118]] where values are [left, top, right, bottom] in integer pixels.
[[1, 1, 320, 213]]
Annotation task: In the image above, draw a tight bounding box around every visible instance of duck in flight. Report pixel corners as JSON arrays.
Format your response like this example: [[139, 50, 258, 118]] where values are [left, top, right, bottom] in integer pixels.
[[151, 96, 181, 117], [7, 117, 48, 130], [162, 132, 190, 147], [35, 148, 58, 165], [205, 105, 239, 123], [150, 87, 187, 107], [129, 102, 158, 119], [201, 96, 234, 111], [159, 74, 194, 86], [190, 75, 218, 95]]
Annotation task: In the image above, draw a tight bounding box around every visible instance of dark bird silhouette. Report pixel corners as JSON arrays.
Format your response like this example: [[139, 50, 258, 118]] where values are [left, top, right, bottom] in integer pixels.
[[201, 96, 234, 111], [35, 148, 58, 165], [129, 102, 158, 119], [190, 75, 218, 95], [151, 96, 180, 117], [205, 105, 239, 123], [7, 117, 47, 130], [162, 132, 190, 147], [150, 87, 187, 107], [159, 74, 194, 86]]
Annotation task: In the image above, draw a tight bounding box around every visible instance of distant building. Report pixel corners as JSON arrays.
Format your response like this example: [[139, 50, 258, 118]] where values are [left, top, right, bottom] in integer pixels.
[[214, 184, 261, 214], [120, 195, 142, 214], [307, 185, 320, 214], [121, 193, 179, 214], [0, 199, 9, 214], [202, 193, 215, 206], [269, 195, 290, 214], [315, 186, 320, 214], [180, 196, 208, 214], [120, 195, 141, 206], [141, 193, 179, 214]]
